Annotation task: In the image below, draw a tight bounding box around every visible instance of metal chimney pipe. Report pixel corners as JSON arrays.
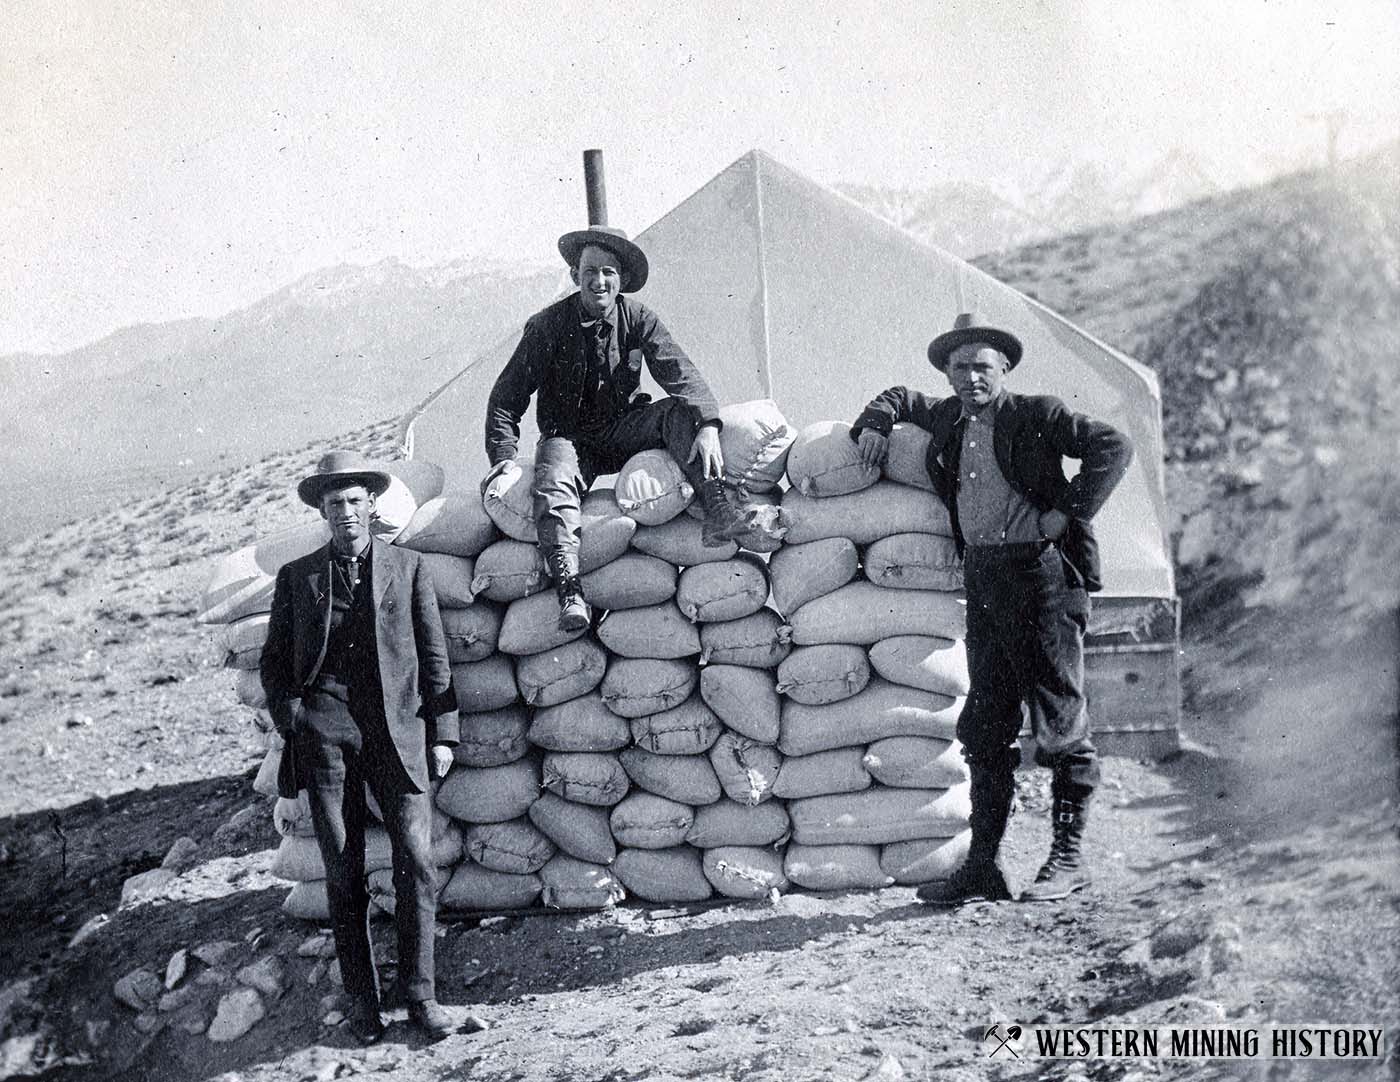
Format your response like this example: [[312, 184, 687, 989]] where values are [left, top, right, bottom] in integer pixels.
[[583, 149, 608, 226]]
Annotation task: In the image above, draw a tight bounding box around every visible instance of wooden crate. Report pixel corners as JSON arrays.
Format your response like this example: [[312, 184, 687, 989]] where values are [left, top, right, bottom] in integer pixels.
[[1023, 595, 1181, 761]]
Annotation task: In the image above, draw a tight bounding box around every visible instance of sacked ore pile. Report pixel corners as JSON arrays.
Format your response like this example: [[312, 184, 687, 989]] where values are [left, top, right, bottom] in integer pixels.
[[199, 401, 975, 920]]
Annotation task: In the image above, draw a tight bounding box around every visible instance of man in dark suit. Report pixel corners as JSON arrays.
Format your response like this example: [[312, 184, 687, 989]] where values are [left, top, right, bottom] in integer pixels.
[[483, 225, 756, 632], [851, 313, 1133, 905], [261, 450, 460, 1042]]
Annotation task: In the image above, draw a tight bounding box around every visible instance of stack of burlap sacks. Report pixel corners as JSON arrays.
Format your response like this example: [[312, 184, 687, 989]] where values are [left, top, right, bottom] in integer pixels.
[[775, 421, 972, 890], [200, 403, 973, 919]]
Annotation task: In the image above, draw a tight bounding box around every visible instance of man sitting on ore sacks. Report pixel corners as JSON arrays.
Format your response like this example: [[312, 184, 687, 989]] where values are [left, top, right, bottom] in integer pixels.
[[850, 312, 1132, 904], [261, 451, 460, 1043], [483, 223, 756, 632]]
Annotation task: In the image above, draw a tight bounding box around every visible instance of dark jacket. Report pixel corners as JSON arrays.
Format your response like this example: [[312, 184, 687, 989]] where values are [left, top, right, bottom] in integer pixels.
[[260, 538, 459, 793], [485, 292, 720, 465], [852, 387, 1133, 592]]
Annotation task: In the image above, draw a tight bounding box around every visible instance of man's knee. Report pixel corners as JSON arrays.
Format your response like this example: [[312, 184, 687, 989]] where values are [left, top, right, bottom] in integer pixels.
[[957, 694, 1023, 755], [534, 439, 581, 491]]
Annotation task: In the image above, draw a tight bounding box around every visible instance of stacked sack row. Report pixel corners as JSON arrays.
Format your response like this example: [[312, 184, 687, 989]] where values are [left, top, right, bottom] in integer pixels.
[[199, 401, 975, 918], [432, 399, 795, 909], [771, 420, 974, 890]]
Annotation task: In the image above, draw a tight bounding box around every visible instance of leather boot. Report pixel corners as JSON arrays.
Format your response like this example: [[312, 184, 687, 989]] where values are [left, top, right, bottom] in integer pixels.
[[346, 995, 386, 1045], [408, 998, 456, 1040], [1021, 772, 1092, 902], [917, 758, 1015, 905], [546, 550, 590, 633], [698, 477, 758, 548]]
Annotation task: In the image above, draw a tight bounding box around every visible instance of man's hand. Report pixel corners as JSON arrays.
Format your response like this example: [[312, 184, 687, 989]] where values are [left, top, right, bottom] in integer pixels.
[[688, 425, 724, 480], [855, 428, 889, 471], [480, 458, 517, 500], [430, 744, 454, 780], [1038, 509, 1070, 541], [276, 700, 307, 740]]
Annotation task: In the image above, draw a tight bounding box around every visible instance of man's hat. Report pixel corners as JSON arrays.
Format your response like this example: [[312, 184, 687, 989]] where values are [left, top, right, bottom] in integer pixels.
[[296, 450, 392, 508], [557, 225, 649, 293], [927, 311, 1023, 372]]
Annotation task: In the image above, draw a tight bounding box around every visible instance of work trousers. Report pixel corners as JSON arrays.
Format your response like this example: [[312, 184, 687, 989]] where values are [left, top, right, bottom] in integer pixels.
[[298, 693, 438, 1005], [956, 541, 1101, 789], [534, 397, 704, 562]]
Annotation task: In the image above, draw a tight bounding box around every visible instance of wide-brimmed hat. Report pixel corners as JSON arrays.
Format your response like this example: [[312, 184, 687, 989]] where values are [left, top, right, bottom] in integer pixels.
[[296, 450, 392, 508], [557, 226, 649, 293], [927, 312, 1023, 371]]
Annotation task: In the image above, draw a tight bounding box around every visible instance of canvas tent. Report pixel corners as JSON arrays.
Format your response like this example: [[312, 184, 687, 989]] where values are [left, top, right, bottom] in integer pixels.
[[402, 150, 1173, 601]]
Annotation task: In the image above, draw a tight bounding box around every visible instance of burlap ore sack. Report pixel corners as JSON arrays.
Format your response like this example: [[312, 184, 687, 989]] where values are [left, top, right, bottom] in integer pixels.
[[787, 785, 972, 845], [629, 696, 724, 756], [619, 747, 723, 806], [452, 706, 531, 768], [613, 846, 713, 904], [785, 420, 881, 498], [783, 843, 894, 891], [527, 791, 617, 864], [527, 691, 631, 752], [703, 846, 788, 899], [600, 658, 698, 718], [397, 494, 498, 557], [436, 757, 541, 824], [684, 799, 791, 848], [609, 792, 695, 850], [451, 654, 520, 713], [515, 637, 608, 707], [439, 863, 542, 911], [539, 752, 630, 807], [615, 449, 695, 526], [767, 537, 859, 618], [776, 644, 871, 705], [770, 747, 872, 800], [780, 482, 953, 545], [698, 610, 792, 668], [465, 818, 556, 875], [539, 853, 626, 910], [698, 665, 781, 744]]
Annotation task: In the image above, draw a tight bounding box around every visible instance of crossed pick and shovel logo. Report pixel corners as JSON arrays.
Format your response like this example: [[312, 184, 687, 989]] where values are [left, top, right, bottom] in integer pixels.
[[984, 1023, 1024, 1058]]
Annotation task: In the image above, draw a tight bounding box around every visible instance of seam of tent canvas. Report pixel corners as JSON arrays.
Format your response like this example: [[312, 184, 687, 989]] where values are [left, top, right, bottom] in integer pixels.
[[753, 153, 775, 398]]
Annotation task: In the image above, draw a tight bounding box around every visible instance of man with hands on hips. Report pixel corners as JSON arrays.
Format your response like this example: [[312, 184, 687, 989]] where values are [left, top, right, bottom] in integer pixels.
[[851, 312, 1132, 906], [482, 224, 755, 633], [261, 450, 460, 1044]]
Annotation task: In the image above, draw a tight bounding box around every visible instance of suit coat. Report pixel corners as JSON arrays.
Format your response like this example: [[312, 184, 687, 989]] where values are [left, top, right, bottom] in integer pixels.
[[260, 537, 460, 793], [484, 292, 721, 466], [853, 388, 1133, 592]]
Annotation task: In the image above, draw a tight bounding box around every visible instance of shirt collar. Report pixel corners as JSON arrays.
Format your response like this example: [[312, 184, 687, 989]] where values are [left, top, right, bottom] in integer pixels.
[[331, 538, 371, 562], [576, 293, 617, 331], [958, 388, 1008, 426]]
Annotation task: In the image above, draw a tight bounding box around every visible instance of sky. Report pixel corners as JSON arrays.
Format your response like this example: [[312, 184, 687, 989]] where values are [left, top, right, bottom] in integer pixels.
[[2, 0, 1397, 356]]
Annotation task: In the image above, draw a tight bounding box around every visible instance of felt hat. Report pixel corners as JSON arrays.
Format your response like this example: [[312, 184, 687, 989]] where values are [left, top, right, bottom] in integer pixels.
[[557, 225, 649, 293], [927, 311, 1023, 371], [296, 450, 392, 508]]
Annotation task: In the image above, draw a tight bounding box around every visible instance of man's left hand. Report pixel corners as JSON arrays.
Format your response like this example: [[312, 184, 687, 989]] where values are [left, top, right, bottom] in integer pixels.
[[430, 744, 454, 779], [1038, 509, 1070, 541], [689, 425, 724, 480]]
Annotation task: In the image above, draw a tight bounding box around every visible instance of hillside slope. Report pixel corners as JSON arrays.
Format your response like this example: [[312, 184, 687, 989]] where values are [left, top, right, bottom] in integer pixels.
[[0, 262, 559, 543]]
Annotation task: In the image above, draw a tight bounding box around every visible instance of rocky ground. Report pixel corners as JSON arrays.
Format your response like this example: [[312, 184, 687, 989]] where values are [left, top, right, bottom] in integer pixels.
[[1, 150, 1397, 1081]]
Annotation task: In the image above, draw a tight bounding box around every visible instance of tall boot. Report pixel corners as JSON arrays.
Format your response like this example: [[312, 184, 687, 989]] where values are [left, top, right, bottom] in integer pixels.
[[917, 759, 1015, 905], [1020, 771, 1092, 902], [698, 477, 758, 548], [546, 550, 590, 633]]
